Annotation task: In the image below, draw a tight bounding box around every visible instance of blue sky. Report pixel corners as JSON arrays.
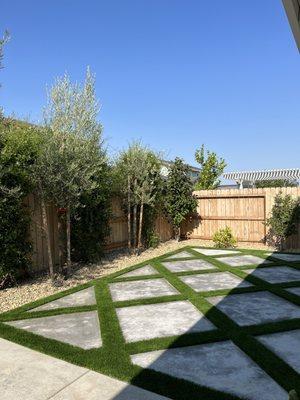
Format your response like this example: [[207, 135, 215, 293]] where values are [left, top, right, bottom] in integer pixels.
[[1, 1, 299, 175]]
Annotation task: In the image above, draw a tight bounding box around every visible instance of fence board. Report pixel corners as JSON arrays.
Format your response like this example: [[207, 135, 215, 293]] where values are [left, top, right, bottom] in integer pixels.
[[182, 188, 300, 247]]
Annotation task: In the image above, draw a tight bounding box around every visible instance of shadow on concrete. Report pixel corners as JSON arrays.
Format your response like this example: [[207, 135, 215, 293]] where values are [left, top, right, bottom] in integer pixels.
[[110, 250, 300, 400]]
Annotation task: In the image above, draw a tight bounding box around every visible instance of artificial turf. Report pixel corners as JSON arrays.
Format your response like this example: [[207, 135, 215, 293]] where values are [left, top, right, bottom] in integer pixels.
[[1, 245, 300, 399]]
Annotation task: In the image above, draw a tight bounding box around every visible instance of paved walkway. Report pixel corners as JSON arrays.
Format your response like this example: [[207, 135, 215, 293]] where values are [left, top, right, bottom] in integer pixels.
[[0, 338, 170, 400]]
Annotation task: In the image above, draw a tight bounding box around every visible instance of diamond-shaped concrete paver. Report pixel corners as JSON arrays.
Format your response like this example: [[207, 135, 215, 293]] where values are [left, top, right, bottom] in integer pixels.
[[109, 278, 179, 302], [164, 251, 195, 259], [286, 287, 300, 296], [28, 287, 96, 312], [217, 254, 272, 267], [257, 329, 300, 374], [191, 248, 240, 256], [270, 253, 300, 262], [161, 259, 215, 273], [118, 265, 158, 278], [131, 341, 286, 400], [6, 311, 102, 349], [116, 301, 215, 342], [208, 291, 300, 326], [180, 272, 252, 292], [246, 266, 300, 284]]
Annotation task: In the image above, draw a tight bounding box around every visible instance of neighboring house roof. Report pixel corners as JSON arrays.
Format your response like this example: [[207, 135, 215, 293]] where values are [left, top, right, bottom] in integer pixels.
[[160, 160, 200, 181], [282, 0, 300, 51], [161, 159, 200, 172]]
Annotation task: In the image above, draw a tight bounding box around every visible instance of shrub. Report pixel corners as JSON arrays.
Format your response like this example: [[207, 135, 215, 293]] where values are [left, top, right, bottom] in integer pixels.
[[289, 390, 299, 400], [212, 226, 237, 248], [0, 186, 31, 288], [0, 119, 42, 287], [71, 164, 112, 262], [164, 158, 197, 240], [266, 192, 300, 250]]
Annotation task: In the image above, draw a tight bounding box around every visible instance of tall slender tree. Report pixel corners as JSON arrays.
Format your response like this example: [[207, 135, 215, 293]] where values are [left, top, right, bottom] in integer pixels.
[[164, 158, 197, 240], [115, 142, 162, 251], [195, 144, 226, 190], [42, 68, 104, 273]]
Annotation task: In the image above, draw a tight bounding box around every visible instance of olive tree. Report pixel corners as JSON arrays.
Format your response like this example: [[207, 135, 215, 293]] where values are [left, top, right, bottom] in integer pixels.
[[41, 68, 105, 274], [115, 142, 162, 251]]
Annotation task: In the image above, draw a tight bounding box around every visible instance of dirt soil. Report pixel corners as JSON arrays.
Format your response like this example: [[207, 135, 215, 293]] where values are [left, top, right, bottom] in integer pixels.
[[0, 239, 271, 313]]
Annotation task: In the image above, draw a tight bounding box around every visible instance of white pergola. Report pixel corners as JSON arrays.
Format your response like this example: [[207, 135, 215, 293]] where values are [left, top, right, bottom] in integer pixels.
[[223, 168, 300, 189]]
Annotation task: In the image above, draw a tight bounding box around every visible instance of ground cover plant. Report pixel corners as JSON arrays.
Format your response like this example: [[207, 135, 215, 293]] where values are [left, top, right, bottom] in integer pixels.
[[0, 246, 300, 400]]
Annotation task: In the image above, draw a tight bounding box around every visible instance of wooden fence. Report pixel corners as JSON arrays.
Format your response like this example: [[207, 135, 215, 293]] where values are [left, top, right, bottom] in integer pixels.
[[104, 197, 173, 250], [27, 187, 300, 272], [182, 187, 300, 247], [27, 196, 173, 272]]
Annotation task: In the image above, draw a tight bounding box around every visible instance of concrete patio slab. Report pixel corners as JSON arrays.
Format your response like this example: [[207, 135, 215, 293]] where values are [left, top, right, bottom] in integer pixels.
[[246, 266, 300, 284], [208, 291, 300, 326], [118, 265, 158, 278], [180, 271, 252, 292], [270, 253, 300, 262], [0, 337, 87, 400], [286, 287, 300, 296], [164, 251, 194, 259], [217, 254, 272, 267], [109, 279, 179, 302], [6, 311, 101, 349], [257, 329, 300, 374], [0, 338, 170, 400], [131, 341, 286, 400], [51, 370, 171, 400], [28, 286, 96, 312], [116, 301, 215, 342], [161, 259, 215, 273], [191, 248, 240, 256]]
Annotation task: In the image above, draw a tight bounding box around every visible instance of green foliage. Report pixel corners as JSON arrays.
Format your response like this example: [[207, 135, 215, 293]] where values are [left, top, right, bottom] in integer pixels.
[[41, 68, 104, 211], [41, 69, 108, 268], [71, 163, 112, 262], [142, 204, 161, 248], [0, 119, 42, 286], [115, 141, 163, 249], [164, 158, 197, 238], [195, 144, 226, 190], [0, 186, 31, 288], [255, 179, 298, 188], [212, 226, 237, 248], [289, 390, 299, 400], [266, 192, 300, 250]]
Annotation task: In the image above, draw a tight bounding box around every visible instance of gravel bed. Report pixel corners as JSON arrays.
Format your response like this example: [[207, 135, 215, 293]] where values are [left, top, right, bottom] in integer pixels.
[[0, 239, 270, 313]]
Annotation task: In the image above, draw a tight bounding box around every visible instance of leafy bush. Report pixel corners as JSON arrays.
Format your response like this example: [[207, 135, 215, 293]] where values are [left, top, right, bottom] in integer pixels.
[[164, 158, 197, 240], [289, 390, 299, 400], [212, 226, 237, 248], [71, 164, 112, 262], [0, 186, 31, 288], [266, 192, 300, 250], [0, 119, 42, 287]]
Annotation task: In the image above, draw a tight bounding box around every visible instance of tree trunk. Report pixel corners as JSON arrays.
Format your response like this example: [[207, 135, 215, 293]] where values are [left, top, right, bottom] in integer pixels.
[[66, 205, 71, 273], [127, 176, 131, 249], [40, 195, 54, 280], [175, 225, 181, 242], [133, 204, 137, 249], [138, 196, 144, 249]]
